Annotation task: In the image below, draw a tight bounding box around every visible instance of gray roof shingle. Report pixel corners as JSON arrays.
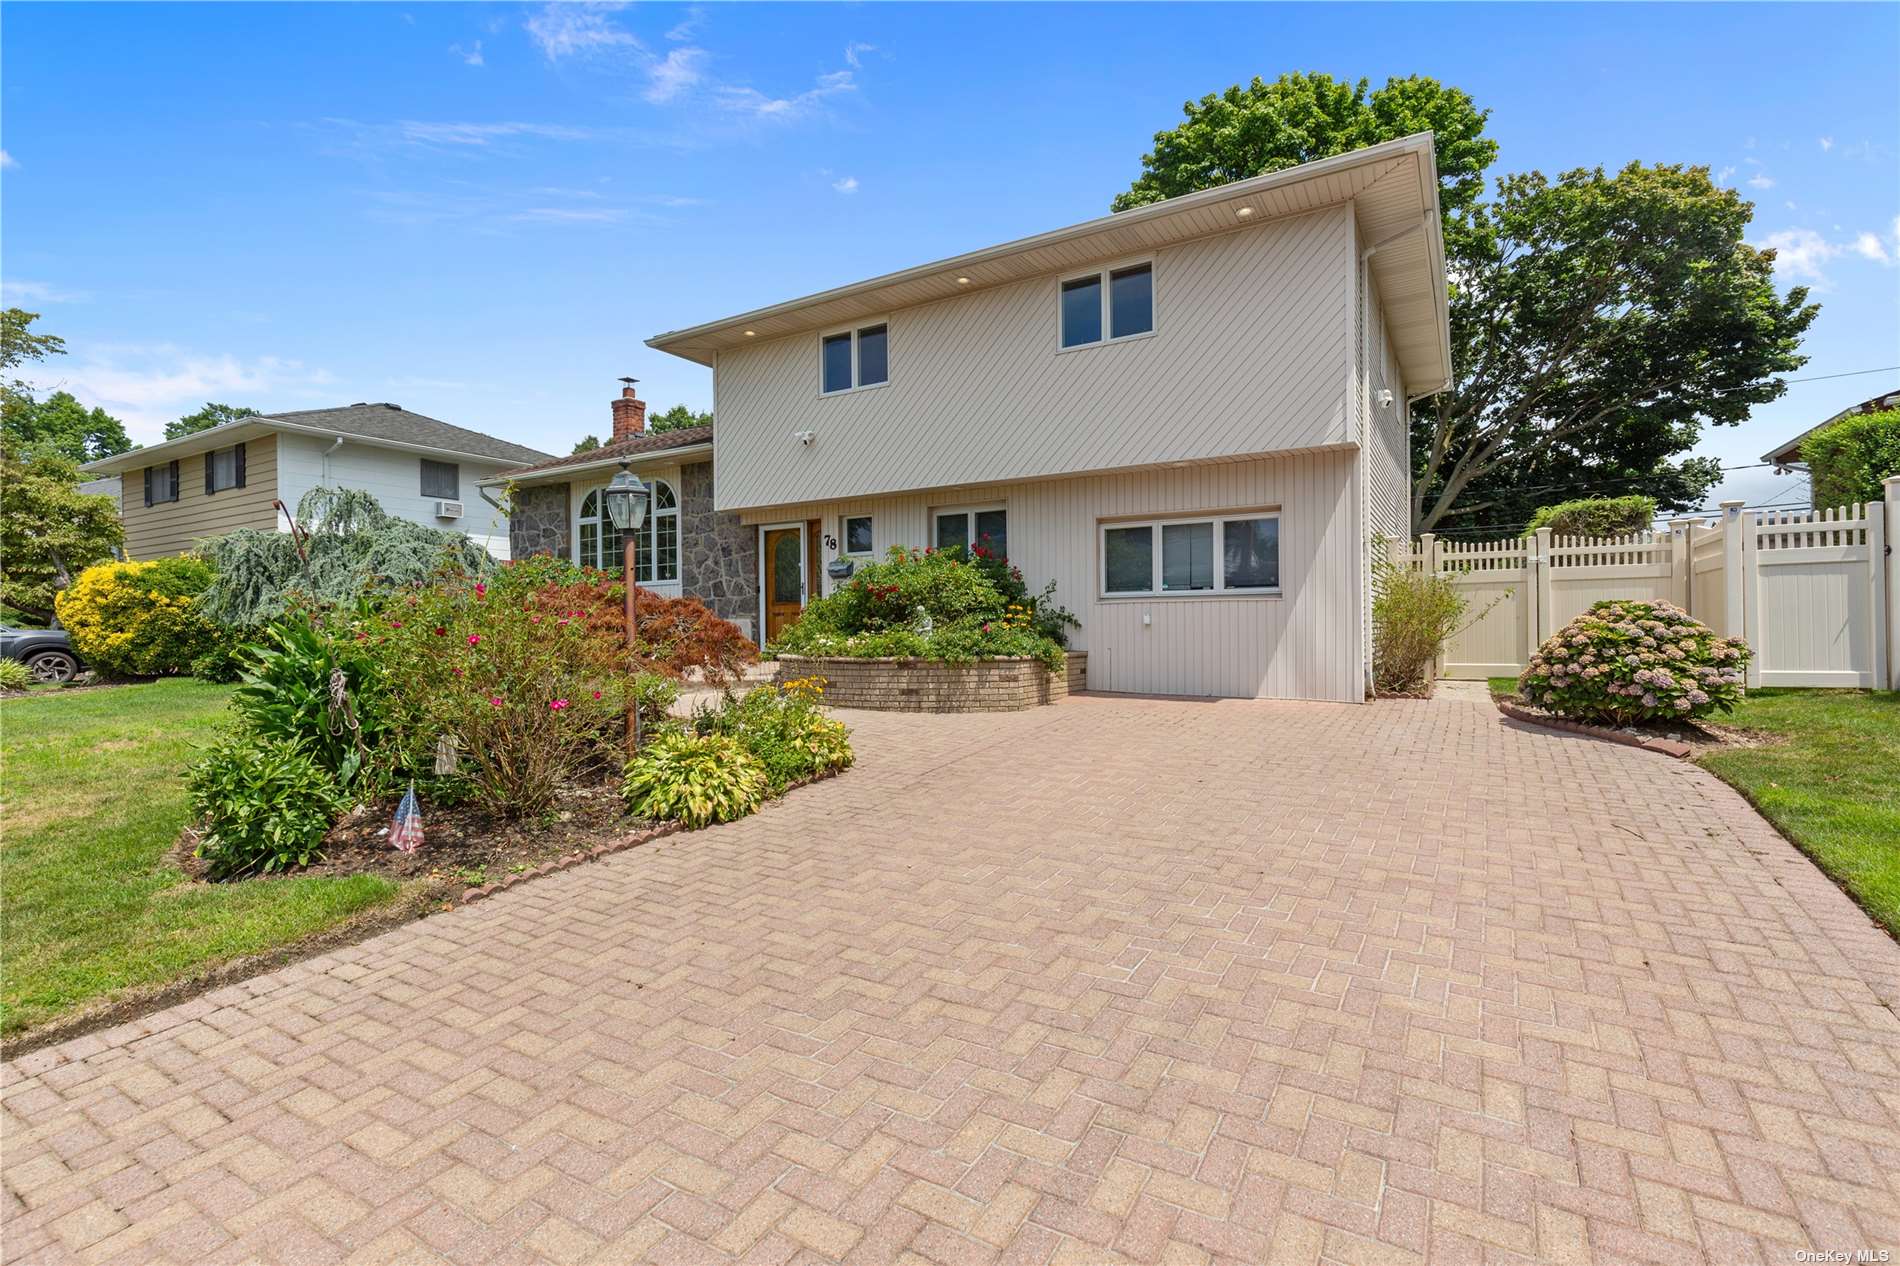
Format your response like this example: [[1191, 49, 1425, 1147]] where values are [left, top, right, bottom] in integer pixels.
[[257, 403, 553, 464]]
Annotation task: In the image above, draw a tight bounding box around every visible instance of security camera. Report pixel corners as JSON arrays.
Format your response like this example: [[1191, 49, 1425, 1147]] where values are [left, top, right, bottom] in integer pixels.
[[793, 430, 816, 447], [1375, 389, 1395, 409]]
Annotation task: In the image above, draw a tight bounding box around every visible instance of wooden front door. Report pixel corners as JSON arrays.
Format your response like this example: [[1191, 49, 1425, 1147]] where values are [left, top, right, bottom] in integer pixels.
[[763, 527, 805, 642]]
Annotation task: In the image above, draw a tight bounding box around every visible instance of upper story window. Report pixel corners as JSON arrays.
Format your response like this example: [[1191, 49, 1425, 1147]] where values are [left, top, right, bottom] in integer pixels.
[[1060, 262, 1153, 349], [206, 443, 247, 494], [821, 323, 889, 394], [421, 459, 460, 500], [144, 460, 180, 506]]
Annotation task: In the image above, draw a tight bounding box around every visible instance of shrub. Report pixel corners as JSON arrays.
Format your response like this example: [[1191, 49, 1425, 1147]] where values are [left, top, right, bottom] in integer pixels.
[[189, 631, 255, 683], [187, 734, 343, 878], [503, 561, 757, 684], [55, 556, 220, 678], [232, 611, 399, 788], [693, 676, 854, 792], [1522, 495, 1657, 539], [1803, 408, 1900, 510], [1371, 557, 1468, 693], [0, 658, 34, 692], [1518, 599, 1750, 725], [374, 573, 629, 816], [622, 731, 767, 828]]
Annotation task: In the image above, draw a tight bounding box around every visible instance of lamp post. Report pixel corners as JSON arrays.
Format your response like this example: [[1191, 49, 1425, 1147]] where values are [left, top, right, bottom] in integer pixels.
[[601, 465, 650, 752]]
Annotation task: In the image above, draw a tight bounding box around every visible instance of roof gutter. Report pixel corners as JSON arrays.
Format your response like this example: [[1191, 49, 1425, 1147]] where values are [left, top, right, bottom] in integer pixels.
[[479, 441, 714, 487], [81, 418, 549, 474]]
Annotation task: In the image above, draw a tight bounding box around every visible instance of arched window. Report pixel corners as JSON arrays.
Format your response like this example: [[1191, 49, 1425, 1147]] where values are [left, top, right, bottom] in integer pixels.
[[577, 479, 679, 583]]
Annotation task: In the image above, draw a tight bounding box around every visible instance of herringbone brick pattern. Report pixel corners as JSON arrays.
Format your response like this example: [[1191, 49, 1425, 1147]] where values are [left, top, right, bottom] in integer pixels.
[[5, 694, 1898, 1265]]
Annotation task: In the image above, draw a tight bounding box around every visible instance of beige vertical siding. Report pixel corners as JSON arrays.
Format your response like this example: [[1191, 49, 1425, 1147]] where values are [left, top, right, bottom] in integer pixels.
[[121, 436, 281, 559], [742, 449, 1365, 702], [1363, 270, 1409, 544], [713, 206, 1355, 512]]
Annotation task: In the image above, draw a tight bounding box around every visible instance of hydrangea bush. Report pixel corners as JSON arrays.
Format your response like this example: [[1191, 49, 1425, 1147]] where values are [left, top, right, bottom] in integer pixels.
[[1518, 600, 1750, 725]]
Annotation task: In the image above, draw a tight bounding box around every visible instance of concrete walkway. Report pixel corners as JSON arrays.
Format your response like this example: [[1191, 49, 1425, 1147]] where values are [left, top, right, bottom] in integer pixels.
[[5, 692, 1898, 1264]]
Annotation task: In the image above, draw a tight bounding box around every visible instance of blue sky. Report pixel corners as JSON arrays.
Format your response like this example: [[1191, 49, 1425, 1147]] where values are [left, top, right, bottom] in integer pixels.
[[5, 2, 1896, 511]]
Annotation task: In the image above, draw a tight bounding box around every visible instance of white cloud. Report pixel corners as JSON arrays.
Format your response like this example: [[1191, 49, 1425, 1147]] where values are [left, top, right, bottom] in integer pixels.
[[0, 149, 16, 170], [1851, 231, 1891, 264], [665, 6, 705, 41], [1819, 136, 1834, 152], [843, 42, 875, 69], [643, 47, 708, 103], [395, 120, 596, 147], [717, 68, 857, 120], [452, 40, 484, 67], [524, 3, 639, 61], [832, 175, 859, 195], [0, 279, 90, 305], [1715, 165, 1735, 184], [510, 206, 625, 224], [28, 347, 334, 441], [1755, 224, 1900, 288], [1746, 172, 1775, 190]]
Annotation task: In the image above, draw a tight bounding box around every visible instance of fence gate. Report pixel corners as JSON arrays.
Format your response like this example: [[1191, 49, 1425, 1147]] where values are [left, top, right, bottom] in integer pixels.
[[1744, 506, 1887, 688]]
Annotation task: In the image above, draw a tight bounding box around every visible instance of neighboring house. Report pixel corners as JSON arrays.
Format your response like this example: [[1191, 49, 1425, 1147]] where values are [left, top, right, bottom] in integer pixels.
[[79, 403, 552, 561], [76, 474, 121, 502], [482, 387, 758, 637], [628, 134, 1448, 702], [1763, 388, 1900, 504]]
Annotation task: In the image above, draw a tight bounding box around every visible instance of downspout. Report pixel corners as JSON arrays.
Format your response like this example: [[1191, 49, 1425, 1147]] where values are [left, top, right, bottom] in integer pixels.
[[321, 435, 344, 485]]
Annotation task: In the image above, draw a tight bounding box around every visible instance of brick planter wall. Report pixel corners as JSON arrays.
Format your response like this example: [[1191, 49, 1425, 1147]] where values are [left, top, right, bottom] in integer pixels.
[[778, 652, 1087, 713]]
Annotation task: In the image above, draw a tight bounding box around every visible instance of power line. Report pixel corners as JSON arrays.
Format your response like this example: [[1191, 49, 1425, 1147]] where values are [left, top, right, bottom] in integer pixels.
[[1758, 365, 1899, 389]]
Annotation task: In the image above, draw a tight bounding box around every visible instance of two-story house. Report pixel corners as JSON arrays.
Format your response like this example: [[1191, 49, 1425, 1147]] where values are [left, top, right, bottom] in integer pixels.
[[633, 135, 1448, 701]]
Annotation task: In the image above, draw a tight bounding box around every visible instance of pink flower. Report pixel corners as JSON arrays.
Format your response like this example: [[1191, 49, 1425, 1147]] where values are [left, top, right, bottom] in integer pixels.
[[433, 626, 447, 637], [549, 699, 569, 711], [489, 696, 505, 707], [452, 667, 464, 677], [389, 620, 404, 629], [557, 618, 569, 627], [467, 634, 481, 647], [531, 615, 541, 624], [592, 690, 602, 700], [474, 582, 487, 598]]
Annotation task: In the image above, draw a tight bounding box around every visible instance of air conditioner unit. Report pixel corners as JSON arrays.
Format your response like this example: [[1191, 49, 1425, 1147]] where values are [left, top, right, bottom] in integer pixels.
[[434, 499, 464, 520]]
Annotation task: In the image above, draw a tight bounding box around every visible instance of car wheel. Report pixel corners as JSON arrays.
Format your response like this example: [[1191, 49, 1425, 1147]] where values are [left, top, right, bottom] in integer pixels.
[[26, 650, 78, 683]]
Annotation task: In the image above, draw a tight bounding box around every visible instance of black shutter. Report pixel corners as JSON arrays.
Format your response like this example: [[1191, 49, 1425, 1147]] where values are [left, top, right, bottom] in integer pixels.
[[205, 450, 214, 495], [168, 460, 179, 502], [234, 442, 246, 489], [144, 467, 154, 507]]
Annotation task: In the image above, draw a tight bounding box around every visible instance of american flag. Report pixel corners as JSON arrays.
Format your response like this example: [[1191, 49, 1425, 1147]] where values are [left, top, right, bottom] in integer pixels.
[[390, 782, 425, 853]]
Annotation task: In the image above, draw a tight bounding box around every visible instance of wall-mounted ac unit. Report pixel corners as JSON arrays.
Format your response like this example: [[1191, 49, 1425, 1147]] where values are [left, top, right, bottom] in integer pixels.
[[435, 499, 464, 520]]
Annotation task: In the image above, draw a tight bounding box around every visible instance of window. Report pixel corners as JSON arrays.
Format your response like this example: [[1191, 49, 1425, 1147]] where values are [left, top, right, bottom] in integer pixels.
[[144, 461, 180, 506], [843, 515, 874, 556], [577, 478, 679, 583], [934, 506, 1007, 559], [205, 443, 245, 494], [820, 323, 890, 394], [1100, 513, 1279, 596], [421, 459, 460, 500], [1061, 262, 1153, 348]]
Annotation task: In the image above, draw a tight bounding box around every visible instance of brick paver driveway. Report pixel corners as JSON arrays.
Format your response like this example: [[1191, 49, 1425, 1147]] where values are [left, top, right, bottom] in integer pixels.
[[7, 694, 1900, 1265]]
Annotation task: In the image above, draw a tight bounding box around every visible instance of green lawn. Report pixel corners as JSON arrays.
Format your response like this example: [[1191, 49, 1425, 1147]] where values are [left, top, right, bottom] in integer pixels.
[[1489, 677, 1900, 937], [1, 680, 399, 1037]]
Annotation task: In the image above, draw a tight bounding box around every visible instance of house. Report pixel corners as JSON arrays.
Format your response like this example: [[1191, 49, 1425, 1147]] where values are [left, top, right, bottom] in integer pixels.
[[79, 403, 552, 561], [1763, 388, 1900, 504], [481, 388, 758, 637], [624, 134, 1450, 701]]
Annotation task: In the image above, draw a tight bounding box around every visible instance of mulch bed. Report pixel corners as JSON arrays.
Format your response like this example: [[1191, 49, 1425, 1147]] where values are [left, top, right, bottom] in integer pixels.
[[1495, 695, 1779, 759]]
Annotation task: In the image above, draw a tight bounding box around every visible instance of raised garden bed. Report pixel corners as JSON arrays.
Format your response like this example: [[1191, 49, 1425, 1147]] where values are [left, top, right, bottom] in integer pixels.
[[774, 651, 1086, 713]]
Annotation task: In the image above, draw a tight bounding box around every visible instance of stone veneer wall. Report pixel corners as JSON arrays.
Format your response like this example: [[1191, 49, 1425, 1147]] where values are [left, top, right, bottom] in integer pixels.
[[508, 484, 569, 561], [776, 652, 1086, 713], [679, 461, 759, 639]]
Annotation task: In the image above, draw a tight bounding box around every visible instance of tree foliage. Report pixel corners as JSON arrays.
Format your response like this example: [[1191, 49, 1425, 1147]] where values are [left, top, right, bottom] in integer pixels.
[[572, 434, 601, 454], [648, 403, 711, 433], [0, 451, 125, 624], [194, 487, 494, 627], [167, 402, 259, 440], [1803, 408, 1900, 509], [1113, 73, 1817, 533], [1, 308, 133, 461]]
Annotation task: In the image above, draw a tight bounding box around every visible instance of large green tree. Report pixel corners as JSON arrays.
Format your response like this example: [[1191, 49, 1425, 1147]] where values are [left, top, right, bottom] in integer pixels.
[[4, 389, 132, 462], [167, 402, 259, 439], [1114, 73, 1817, 533], [0, 451, 124, 625], [648, 404, 711, 434]]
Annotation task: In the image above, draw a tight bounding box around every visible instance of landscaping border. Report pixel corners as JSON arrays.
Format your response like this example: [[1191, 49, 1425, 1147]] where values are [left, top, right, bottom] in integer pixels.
[[774, 651, 1086, 713], [1495, 696, 1692, 759]]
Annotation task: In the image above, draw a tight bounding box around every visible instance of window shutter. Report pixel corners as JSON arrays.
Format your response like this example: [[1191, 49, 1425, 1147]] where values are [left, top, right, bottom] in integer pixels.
[[144, 467, 154, 507], [234, 442, 246, 489], [168, 460, 179, 502], [205, 451, 215, 496]]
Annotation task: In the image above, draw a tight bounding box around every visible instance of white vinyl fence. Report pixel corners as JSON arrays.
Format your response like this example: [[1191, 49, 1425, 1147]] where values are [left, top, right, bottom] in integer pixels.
[[1396, 476, 1900, 690]]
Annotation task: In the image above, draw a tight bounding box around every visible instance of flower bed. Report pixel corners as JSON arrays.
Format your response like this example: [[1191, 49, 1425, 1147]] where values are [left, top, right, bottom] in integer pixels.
[[774, 651, 1087, 712]]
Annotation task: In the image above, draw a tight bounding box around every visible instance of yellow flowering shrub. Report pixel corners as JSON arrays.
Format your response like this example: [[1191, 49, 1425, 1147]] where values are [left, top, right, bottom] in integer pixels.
[[55, 556, 221, 678]]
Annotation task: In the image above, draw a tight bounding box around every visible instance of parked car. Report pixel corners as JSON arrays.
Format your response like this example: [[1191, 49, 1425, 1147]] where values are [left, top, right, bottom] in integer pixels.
[[0, 626, 83, 682]]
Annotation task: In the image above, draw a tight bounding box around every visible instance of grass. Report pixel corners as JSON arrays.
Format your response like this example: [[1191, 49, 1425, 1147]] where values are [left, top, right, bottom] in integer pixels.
[[1697, 689, 1900, 936], [1, 679, 399, 1036]]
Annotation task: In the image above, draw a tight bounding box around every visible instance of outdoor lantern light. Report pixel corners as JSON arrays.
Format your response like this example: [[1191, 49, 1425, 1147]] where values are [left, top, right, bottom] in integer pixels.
[[602, 465, 649, 532]]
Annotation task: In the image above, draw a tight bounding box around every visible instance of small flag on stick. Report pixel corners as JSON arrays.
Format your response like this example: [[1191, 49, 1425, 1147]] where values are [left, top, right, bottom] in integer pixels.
[[390, 782, 425, 853]]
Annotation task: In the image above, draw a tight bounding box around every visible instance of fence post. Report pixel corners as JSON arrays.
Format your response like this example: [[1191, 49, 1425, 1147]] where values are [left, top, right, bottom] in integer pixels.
[[1885, 477, 1900, 690], [1417, 533, 1440, 676], [1669, 518, 1694, 611], [1532, 527, 1553, 649], [1721, 500, 1746, 648]]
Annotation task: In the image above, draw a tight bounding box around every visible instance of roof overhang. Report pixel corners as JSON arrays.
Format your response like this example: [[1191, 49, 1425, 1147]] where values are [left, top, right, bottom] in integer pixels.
[[480, 441, 714, 487], [82, 418, 541, 475], [647, 133, 1452, 393]]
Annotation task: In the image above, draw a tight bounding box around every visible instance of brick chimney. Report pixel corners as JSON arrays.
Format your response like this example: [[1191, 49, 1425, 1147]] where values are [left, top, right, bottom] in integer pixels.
[[610, 380, 646, 442]]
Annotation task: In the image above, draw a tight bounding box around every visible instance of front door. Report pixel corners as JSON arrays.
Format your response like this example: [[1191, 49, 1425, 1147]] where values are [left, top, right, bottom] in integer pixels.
[[763, 527, 805, 642]]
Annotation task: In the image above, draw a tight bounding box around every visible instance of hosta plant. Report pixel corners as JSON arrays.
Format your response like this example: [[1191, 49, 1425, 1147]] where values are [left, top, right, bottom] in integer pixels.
[[622, 731, 767, 828], [0, 658, 34, 692], [1518, 600, 1749, 725], [692, 676, 854, 792], [188, 733, 344, 878]]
